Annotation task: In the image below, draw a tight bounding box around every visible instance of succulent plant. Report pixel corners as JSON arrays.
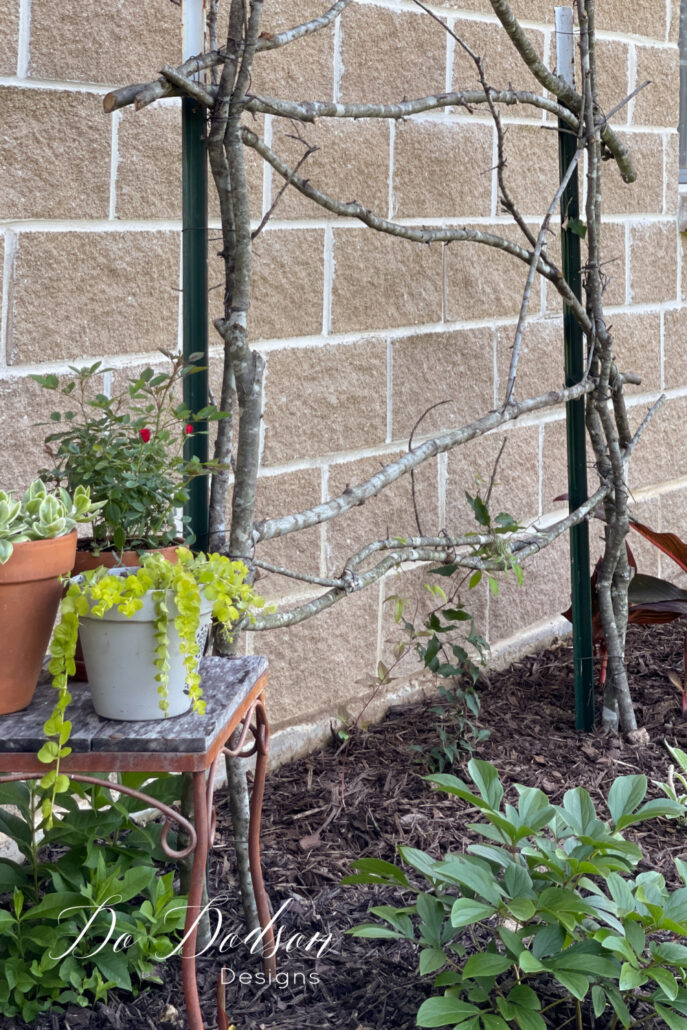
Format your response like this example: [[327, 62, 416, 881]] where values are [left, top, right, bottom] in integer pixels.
[[0, 480, 103, 565]]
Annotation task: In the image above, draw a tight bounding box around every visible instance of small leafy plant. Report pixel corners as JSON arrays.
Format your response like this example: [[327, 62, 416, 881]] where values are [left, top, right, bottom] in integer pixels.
[[33, 355, 227, 553], [0, 775, 188, 1022], [655, 740, 687, 818], [40, 548, 266, 820], [0, 479, 102, 565], [345, 759, 687, 1029]]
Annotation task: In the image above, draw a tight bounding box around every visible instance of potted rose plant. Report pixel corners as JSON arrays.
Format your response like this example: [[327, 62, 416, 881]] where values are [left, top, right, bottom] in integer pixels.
[[39, 548, 265, 820], [32, 353, 226, 558], [0, 480, 102, 714]]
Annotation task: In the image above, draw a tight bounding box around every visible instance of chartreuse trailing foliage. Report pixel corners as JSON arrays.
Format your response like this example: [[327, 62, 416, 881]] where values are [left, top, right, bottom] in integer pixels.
[[345, 760, 687, 1029], [0, 775, 187, 1022], [41, 548, 266, 824]]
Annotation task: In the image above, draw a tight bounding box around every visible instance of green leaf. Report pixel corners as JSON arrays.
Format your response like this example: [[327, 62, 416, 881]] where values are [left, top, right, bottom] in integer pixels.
[[507, 898, 535, 922], [467, 759, 503, 810], [616, 797, 685, 829], [651, 965, 680, 1001], [549, 970, 589, 1000], [607, 774, 647, 825], [462, 952, 513, 979], [436, 857, 503, 905], [348, 925, 403, 939], [451, 898, 496, 928], [518, 951, 545, 974], [343, 857, 410, 886], [619, 962, 647, 990], [591, 985, 606, 1018], [655, 1004, 687, 1030], [420, 948, 447, 976], [481, 1017, 510, 1030], [417, 996, 480, 1028]]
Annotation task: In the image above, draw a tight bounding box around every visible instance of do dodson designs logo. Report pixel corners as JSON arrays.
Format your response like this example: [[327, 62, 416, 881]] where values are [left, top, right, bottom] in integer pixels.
[[50, 894, 334, 986]]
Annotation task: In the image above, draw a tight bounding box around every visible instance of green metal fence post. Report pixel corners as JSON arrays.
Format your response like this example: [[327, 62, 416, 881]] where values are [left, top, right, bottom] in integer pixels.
[[182, 94, 209, 552], [556, 7, 595, 731]]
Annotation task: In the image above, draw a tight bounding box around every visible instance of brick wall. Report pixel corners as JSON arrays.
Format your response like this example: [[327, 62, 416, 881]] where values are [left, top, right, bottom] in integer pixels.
[[0, 0, 684, 756]]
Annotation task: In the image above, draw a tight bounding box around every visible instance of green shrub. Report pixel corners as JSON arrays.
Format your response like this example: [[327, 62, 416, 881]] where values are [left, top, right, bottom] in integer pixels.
[[0, 775, 187, 1022], [345, 760, 687, 1029]]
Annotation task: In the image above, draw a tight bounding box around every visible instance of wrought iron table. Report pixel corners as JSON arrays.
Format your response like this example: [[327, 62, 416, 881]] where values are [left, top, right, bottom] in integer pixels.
[[0, 655, 275, 1030]]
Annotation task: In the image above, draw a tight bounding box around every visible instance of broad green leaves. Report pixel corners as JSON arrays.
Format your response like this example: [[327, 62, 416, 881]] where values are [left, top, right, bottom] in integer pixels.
[[347, 758, 687, 1030]]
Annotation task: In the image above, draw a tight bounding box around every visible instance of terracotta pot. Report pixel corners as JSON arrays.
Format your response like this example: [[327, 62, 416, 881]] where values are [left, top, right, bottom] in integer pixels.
[[0, 530, 77, 715], [71, 544, 181, 681]]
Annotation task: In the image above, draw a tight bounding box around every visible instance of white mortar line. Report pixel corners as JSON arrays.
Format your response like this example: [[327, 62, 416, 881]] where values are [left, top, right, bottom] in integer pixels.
[[333, 9, 343, 102], [0, 75, 115, 93], [659, 308, 665, 391], [262, 115, 273, 218], [102, 370, 113, 398], [321, 226, 334, 336], [677, 201, 684, 303], [666, 0, 672, 43], [662, 132, 669, 215], [0, 231, 17, 368], [491, 328, 499, 407], [386, 337, 393, 442], [108, 109, 120, 221], [16, 0, 31, 79]]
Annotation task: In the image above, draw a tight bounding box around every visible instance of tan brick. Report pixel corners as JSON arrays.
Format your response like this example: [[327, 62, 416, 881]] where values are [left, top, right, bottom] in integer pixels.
[[633, 45, 679, 127], [262, 339, 387, 466], [253, 468, 323, 601], [0, 235, 4, 341], [589, 40, 630, 124], [595, 0, 665, 40], [544, 221, 626, 315], [9, 232, 180, 364], [0, 370, 109, 494], [664, 307, 687, 389], [444, 224, 534, 322], [324, 452, 439, 573], [249, 228, 324, 341], [669, 0, 680, 44], [250, 0, 334, 103], [0, 0, 18, 75], [629, 396, 687, 489], [499, 123, 566, 217], [339, 5, 446, 104], [602, 133, 665, 216], [496, 318, 565, 404], [392, 327, 493, 439], [270, 118, 389, 220], [331, 229, 443, 333], [446, 425, 540, 530], [251, 587, 380, 728], [488, 533, 570, 643], [452, 19, 546, 97], [630, 221, 678, 305], [0, 89, 110, 220], [29, 0, 181, 84], [379, 564, 489, 681], [540, 417, 597, 512], [393, 120, 493, 219], [116, 105, 182, 221], [604, 310, 661, 391]]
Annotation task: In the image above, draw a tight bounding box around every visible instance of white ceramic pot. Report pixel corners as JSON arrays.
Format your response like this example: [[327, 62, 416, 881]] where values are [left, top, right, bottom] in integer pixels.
[[78, 584, 212, 721]]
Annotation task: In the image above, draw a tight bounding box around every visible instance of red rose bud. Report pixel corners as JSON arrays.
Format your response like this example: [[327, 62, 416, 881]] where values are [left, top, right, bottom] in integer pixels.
[[139, 427, 151, 443], [185, 423, 194, 435]]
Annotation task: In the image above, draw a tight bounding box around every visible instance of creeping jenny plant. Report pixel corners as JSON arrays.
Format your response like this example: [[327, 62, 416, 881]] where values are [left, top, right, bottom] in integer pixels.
[[39, 548, 265, 823]]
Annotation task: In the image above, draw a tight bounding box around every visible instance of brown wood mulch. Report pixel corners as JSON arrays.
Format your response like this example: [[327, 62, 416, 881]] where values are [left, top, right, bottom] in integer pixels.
[[12, 620, 687, 1030]]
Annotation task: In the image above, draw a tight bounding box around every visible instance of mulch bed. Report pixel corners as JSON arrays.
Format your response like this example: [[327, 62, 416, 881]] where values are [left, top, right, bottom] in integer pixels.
[[15, 620, 687, 1030]]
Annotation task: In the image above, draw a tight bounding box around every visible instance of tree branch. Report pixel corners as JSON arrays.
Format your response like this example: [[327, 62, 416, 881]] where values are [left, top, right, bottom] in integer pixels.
[[241, 126, 590, 330], [254, 377, 596, 545]]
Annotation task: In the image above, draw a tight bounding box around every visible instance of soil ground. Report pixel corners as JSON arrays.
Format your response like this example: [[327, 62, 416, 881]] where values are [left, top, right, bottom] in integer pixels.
[[14, 621, 687, 1030]]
